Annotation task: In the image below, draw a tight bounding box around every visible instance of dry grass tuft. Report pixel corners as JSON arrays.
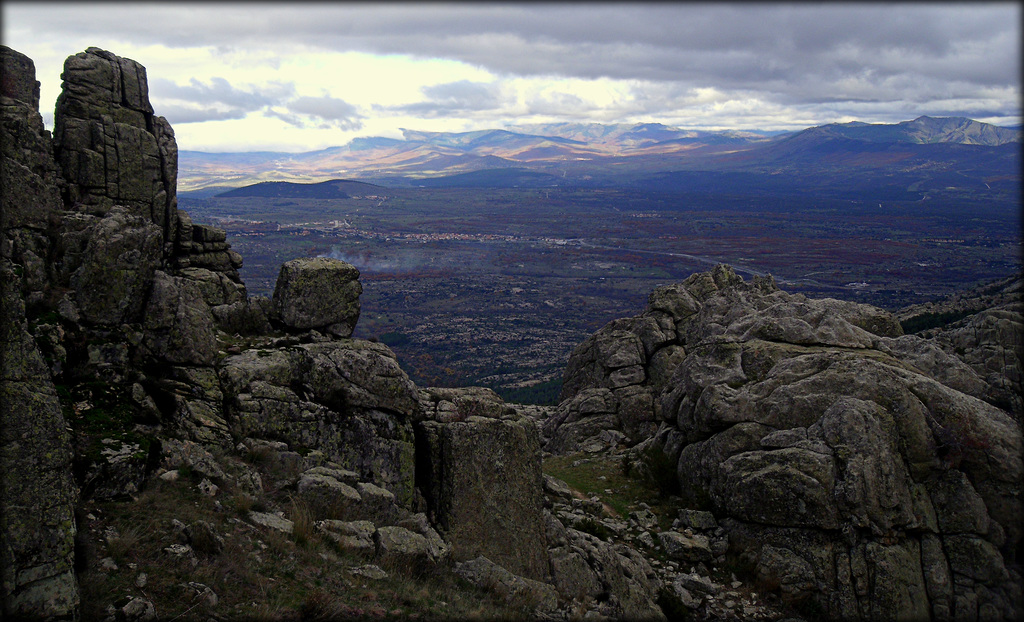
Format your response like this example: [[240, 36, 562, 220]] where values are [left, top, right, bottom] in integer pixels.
[[188, 521, 224, 557], [230, 491, 255, 514], [299, 589, 353, 621], [288, 496, 315, 548], [106, 524, 144, 564]]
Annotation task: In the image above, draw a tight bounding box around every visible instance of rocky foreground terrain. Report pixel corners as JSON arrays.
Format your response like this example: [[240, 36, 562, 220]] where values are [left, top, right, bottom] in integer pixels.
[[2, 46, 1022, 621]]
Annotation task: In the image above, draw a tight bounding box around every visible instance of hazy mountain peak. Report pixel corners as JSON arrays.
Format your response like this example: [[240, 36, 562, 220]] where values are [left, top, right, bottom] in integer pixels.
[[901, 115, 1020, 145]]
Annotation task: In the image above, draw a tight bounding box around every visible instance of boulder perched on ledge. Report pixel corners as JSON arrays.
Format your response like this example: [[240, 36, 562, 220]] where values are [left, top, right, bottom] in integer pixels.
[[271, 257, 361, 337]]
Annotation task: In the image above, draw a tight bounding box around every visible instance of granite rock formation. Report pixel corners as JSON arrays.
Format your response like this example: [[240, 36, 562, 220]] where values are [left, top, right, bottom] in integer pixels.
[[52, 47, 174, 232], [0, 264, 80, 619], [1, 46, 80, 621], [417, 412, 549, 580], [899, 275, 1023, 422], [547, 264, 1023, 621], [220, 338, 421, 505], [1, 45, 584, 621]]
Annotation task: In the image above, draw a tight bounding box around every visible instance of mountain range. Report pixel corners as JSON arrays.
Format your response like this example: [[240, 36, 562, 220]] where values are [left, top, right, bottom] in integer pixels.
[[178, 116, 1020, 196]]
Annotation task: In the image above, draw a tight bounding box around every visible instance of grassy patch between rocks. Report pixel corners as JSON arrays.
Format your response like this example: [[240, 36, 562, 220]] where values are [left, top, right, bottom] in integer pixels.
[[543, 451, 683, 527]]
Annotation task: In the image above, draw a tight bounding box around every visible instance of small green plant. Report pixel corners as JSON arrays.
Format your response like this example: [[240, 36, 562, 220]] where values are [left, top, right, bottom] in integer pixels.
[[177, 464, 195, 481], [574, 517, 614, 541]]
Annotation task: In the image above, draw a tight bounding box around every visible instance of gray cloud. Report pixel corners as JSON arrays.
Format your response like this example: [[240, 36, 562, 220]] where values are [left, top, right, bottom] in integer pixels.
[[150, 77, 295, 124], [13, 4, 1017, 84], [157, 104, 251, 125], [151, 76, 281, 111], [524, 92, 594, 118], [288, 95, 363, 129], [4, 2, 1019, 131], [263, 108, 305, 128], [149, 75, 361, 128], [387, 80, 502, 117], [421, 81, 501, 110]]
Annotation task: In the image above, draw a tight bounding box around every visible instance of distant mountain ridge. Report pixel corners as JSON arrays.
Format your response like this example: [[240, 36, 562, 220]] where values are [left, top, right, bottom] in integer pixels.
[[178, 117, 1020, 194], [216, 178, 383, 199], [799, 116, 1020, 146]]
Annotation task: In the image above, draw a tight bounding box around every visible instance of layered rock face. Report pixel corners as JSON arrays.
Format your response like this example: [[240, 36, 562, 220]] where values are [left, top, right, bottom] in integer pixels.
[[548, 264, 1023, 621], [52, 47, 175, 233], [417, 407, 549, 580], [1, 45, 79, 621]]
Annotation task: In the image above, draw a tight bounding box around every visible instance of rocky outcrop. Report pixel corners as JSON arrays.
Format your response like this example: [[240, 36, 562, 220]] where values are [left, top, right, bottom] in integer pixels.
[[416, 412, 549, 580], [899, 275, 1023, 421], [73, 208, 165, 326], [548, 265, 1023, 621], [0, 46, 261, 620], [271, 257, 362, 337], [44, 47, 247, 336], [53, 47, 175, 235], [221, 339, 421, 505], [170, 210, 244, 280], [418, 385, 517, 422], [546, 265, 911, 453], [141, 271, 219, 366], [2, 46, 65, 310]]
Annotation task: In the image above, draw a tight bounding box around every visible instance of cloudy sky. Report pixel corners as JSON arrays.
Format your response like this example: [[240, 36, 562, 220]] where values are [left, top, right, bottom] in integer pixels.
[[3, 2, 1020, 152]]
